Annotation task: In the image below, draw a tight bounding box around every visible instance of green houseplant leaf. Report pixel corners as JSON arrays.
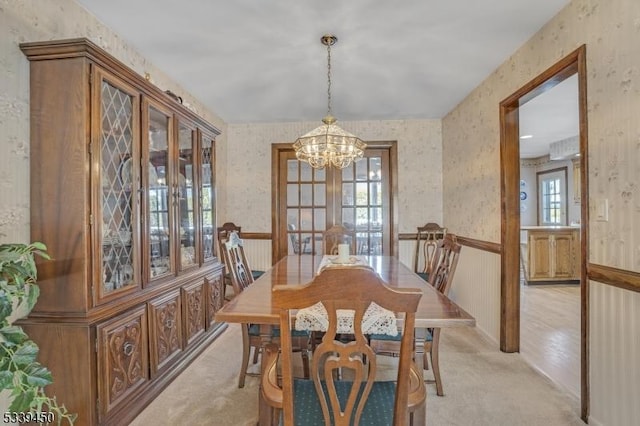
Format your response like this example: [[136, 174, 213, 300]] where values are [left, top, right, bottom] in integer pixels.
[[0, 242, 76, 425]]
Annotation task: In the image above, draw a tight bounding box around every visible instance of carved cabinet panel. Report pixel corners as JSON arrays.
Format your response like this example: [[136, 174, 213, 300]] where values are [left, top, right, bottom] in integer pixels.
[[148, 290, 183, 377], [205, 272, 225, 330], [182, 280, 206, 346], [97, 305, 149, 420]]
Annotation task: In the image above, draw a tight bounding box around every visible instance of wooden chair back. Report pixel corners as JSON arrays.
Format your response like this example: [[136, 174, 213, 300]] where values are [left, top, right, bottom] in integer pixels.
[[217, 222, 241, 263], [269, 267, 423, 425], [322, 225, 356, 255], [413, 222, 447, 276], [428, 233, 461, 296], [220, 231, 254, 294]]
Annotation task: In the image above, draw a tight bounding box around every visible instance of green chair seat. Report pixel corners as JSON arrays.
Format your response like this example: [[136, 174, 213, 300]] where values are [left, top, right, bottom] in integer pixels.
[[252, 270, 265, 280], [290, 379, 396, 426], [416, 272, 429, 281], [369, 329, 432, 342], [248, 324, 309, 338]]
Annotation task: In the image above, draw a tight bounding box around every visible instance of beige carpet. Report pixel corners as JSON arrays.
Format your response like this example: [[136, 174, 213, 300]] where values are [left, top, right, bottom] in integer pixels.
[[131, 324, 584, 426]]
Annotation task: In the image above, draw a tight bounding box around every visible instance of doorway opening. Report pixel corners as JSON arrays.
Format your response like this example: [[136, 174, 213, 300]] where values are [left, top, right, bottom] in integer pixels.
[[500, 45, 589, 421]]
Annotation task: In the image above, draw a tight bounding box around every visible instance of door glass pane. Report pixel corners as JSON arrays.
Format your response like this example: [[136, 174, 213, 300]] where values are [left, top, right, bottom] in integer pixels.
[[300, 161, 312, 181], [178, 123, 196, 270], [369, 157, 382, 181], [287, 160, 298, 181], [287, 184, 299, 206], [355, 159, 367, 181], [148, 106, 172, 279], [314, 184, 326, 205], [300, 209, 313, 231], [314, 208, 326, 231], [201, 137, 215, 261], [369, 182, 382, 205], [342, 183, 354, 205], [101, 80, 135, 294], [356, 183, 368, 206], [300, 184, 313, 206]]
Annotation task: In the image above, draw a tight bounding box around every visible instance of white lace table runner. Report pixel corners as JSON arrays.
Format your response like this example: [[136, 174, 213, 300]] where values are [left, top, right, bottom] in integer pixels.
[[316, 255, 371, 274], [295, 301, 398, 336]]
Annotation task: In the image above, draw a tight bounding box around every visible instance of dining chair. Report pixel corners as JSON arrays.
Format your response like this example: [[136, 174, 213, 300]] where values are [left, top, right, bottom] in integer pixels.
[[221, 232, 310, 388], [261, 266, 426, 425], [217, 222, 264, 300], [371, 233, 462, 396], [413, 222, 447, 281], [322, 224, 356, 255]]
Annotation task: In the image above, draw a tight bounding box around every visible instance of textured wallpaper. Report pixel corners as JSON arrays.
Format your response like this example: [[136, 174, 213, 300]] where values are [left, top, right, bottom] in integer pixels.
[[443, 0, 640, 272], [442, 1, 640, 424], [0, 0, 226, 243], [225, 119, 442, 233]]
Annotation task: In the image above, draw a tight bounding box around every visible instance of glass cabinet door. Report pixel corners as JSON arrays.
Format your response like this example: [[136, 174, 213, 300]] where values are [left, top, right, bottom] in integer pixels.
[[97, 70, 140, 299], [144, 100, 174, 282], [200, 133, 216, 262], [177, 121, 197, 270]]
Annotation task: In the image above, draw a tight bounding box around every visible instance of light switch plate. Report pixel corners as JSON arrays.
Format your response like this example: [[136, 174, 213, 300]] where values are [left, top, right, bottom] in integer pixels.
[[595, 198, 609, 221]]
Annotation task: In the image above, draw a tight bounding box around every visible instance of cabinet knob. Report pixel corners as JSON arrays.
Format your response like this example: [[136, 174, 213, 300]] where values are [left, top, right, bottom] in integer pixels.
[[123, 342, 135, 357]]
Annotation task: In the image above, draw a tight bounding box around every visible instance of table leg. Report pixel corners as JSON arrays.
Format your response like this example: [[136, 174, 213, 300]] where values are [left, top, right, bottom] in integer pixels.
[[414, 327, 428, 372], [257, 324, 275, 426]]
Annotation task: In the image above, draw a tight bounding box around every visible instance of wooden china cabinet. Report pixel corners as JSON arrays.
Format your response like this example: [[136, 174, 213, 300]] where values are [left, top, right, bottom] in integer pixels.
[[20, 38, 226, 425]]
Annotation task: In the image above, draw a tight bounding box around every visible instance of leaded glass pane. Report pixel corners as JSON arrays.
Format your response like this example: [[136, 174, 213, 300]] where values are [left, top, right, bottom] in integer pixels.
[[100, 80, 135, 293], [201, 137, 214, 260]]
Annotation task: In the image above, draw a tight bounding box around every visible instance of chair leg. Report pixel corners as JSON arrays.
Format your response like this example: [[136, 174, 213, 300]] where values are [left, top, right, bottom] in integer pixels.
[[252, 344, 261, 364], [239, 325, 251, 388], [301, 349, 310, 379], [431, 328, 444, 396]]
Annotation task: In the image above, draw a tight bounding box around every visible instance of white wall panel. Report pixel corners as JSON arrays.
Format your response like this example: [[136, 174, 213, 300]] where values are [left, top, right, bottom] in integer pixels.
[[242, 239, 272, 273], [450, 246, 501, 344], [589, 281, 640, 426]]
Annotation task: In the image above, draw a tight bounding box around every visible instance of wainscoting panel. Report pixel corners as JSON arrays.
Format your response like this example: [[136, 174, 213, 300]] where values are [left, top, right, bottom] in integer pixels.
[[450, 246, 501, 344], [242, 239, 272, 273], [398, 240, 416, 271], [399, 240, 500, 344], [589, 281, 640, 426]]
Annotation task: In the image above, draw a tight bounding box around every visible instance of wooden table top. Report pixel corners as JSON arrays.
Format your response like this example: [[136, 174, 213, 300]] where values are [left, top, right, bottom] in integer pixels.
[[215, 255, 476, 329]]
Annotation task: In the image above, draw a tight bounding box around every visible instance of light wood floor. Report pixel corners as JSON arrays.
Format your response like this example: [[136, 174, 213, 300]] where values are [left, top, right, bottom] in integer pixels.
[[520, 281, 581, 399]]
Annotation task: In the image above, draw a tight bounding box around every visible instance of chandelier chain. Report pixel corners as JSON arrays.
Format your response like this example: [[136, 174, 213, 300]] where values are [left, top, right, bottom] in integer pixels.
[[326, 40, 332, 117]]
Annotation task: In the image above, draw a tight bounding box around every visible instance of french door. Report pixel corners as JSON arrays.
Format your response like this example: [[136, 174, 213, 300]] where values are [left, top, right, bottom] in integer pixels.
[[273, 142, 396, 262]]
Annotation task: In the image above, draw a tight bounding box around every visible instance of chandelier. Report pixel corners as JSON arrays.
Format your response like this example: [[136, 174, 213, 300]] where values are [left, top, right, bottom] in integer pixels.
[[293, 34, 366, 169]]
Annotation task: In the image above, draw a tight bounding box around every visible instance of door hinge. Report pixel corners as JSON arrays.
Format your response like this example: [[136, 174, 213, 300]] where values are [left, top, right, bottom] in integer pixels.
[[89, 214, 94, 226], [95, 337, 98, 353]]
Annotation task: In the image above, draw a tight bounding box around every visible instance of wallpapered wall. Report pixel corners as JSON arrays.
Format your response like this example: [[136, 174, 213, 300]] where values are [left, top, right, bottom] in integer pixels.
[[0, 0, 227, 244], [443, 0, 640, 424], [224, 119, 443, 233]]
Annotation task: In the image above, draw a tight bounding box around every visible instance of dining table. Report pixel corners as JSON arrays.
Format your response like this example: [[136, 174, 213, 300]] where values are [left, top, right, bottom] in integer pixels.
[[214, 254, 476, 425]]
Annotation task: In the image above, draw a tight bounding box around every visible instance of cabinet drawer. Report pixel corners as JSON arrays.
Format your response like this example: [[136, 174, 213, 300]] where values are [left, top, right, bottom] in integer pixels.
[[97, 305, 149, 420], [205, 272, 225, 330], [148, 290, 183, 377], [182, 280, 206, 345]]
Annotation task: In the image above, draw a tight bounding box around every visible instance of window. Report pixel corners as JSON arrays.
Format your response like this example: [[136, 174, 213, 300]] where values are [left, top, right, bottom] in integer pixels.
[[537, 168, 567, 226]]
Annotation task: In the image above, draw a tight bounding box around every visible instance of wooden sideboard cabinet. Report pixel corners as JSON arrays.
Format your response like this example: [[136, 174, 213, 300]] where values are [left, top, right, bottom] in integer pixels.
[[20, 38, 227, 425], [522, 226, 580, 283]]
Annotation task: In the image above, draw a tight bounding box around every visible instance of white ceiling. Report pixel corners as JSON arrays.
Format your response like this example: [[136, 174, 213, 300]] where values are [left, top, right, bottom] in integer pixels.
[[77, 0, 577, 157], [519, 74, 579, 158], [75, 0, 571, 126]]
